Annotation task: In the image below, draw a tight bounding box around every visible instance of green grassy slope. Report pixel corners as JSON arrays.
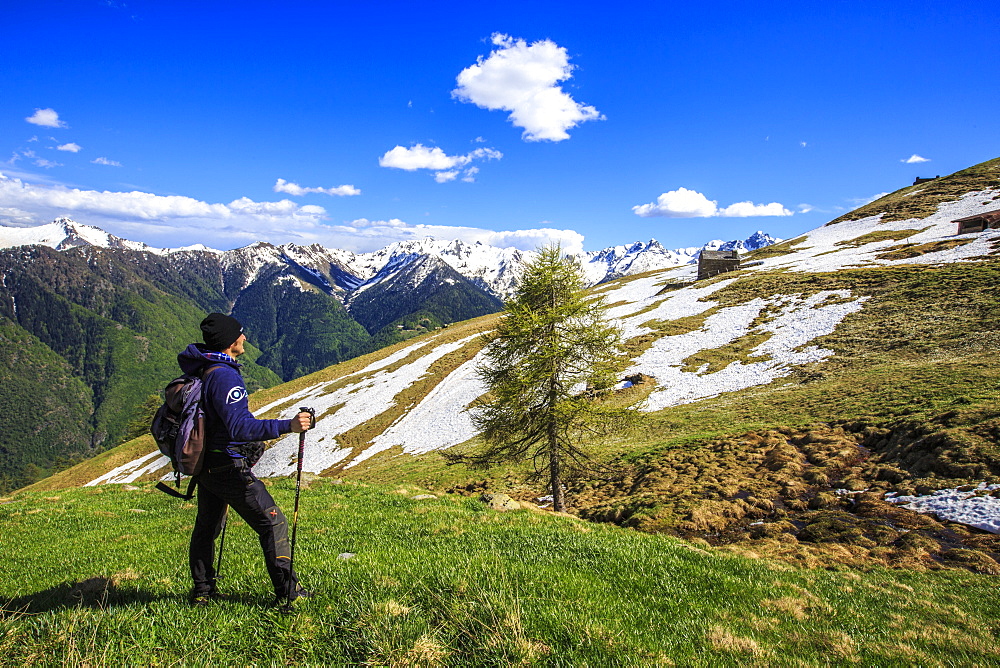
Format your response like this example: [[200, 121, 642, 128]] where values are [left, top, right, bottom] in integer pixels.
[[2, 480, 998, 666], [348, 258, 1000, 574], [828, 156, 1000, 224]]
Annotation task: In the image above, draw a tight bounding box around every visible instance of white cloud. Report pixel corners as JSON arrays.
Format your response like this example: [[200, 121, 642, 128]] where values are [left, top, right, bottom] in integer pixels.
[[0, 206, 37, 226], [798, 204, 815, 214], [92, 157, 122, 166], [379, 144, 502, 182], [34, 159, 63, 169], [0, 172, 327, 246], [632, 188, 719, 218], [452, 33, 603, 142], [379, 144, 467, 171], [849, 192, 890, 207], [479, 227, 585, 255], [273, 178, 360, 197], [633, 187, 793, 218], [461, 167, 480, 183], [800, 141, 808, 148], [348, 217, 409, 229], [0, 171, 584, 254], [57, 143, 82, 153], [903, 154, 930, 163], [434, 170, 459, 183], [470, 147, 503, 161], [718, 201, 793, 217], [26, 108, 68, 128]]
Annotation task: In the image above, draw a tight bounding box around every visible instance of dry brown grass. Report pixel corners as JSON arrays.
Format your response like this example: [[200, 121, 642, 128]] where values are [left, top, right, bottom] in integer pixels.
[[706, 625, 763, 656], [875, 238, 974, 260], [834, 228, 928, 248], [761, 596, 811, 620]]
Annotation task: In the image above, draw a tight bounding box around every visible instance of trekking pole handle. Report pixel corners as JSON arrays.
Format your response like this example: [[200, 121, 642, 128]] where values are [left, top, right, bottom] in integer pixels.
[[299, 406, 316, 430]]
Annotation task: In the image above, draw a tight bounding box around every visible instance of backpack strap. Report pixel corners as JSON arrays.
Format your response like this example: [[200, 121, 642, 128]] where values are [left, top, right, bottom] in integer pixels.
[[155, 477, 197, 500], [201, 362, 225, 377]]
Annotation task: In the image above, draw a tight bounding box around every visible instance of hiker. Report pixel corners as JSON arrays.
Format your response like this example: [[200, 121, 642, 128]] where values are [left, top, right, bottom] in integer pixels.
[[180, 312, 313, 607]]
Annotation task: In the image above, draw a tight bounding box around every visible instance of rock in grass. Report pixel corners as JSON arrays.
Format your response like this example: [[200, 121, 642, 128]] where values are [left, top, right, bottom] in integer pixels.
[[338, 552, 356, 560], [411, 494, 437, 500], [480, 493, 521, 511]]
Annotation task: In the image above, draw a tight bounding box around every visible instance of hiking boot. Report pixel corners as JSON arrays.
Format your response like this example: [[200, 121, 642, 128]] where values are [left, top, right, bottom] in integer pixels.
[[190, 590, 227, 606], [269, 586, 315, 610]]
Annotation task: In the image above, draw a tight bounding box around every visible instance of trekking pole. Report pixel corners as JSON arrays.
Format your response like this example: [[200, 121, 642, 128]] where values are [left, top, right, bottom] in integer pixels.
[[215, 509, 229, 584], [286, 406, 315, 606]]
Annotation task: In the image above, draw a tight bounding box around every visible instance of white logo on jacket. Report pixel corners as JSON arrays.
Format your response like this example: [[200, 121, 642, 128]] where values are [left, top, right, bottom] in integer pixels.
[[225, 386, 248, 405]]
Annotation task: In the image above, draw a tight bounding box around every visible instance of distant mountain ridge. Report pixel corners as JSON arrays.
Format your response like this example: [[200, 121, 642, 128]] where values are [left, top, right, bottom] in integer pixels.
[[0, 217, 781, 300]]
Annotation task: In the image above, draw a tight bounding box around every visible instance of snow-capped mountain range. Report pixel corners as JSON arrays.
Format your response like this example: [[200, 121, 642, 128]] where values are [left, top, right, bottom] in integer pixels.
[[0, 217, 780, 300]]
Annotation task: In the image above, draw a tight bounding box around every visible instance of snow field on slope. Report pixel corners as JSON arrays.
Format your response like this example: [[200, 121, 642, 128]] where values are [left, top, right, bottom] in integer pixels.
[[84, 451, 169, 486], [252, 333, 481, 477], [631, 291, 868, 411], [358, 354, 488, 465], [324, 281, 867, 464], [757, 189, 1000, 274]]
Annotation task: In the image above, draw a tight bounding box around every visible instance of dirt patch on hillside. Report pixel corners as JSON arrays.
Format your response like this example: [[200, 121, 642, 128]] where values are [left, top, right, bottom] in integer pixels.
[[563, 420, 1000, 573]]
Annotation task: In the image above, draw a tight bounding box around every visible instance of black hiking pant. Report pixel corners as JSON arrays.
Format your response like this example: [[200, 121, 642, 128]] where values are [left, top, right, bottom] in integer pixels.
[[189, 457, 298, 599]]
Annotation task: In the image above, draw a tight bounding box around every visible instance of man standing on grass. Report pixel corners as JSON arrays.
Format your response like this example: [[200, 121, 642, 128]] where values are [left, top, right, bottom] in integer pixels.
[[179, 312, 313, 607]]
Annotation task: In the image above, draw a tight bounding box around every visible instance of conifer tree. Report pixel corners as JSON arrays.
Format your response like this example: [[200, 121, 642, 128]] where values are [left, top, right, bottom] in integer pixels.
[[459, 246, 635, 512]]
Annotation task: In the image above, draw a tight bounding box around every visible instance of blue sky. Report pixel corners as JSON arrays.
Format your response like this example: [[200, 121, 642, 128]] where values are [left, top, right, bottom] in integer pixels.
[[2, 0, 997, 253]]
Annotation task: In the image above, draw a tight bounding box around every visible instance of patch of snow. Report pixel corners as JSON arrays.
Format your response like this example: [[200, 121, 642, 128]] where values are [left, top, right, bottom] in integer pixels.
[[274, 274, 307, 291], [359, 353, 488, 464], [754, 189, 1000, 275], [886, 483, 1000, 534], [612, 276, 739, 339], [85, 451, 169, 486], [629, 290, 868, 411], [0, 217, 157, 253]]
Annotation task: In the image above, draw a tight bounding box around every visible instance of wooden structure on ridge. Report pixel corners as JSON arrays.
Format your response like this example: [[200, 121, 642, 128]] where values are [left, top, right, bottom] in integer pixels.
[[698, 250, 741, 280], [954, 208, 1000, 235]]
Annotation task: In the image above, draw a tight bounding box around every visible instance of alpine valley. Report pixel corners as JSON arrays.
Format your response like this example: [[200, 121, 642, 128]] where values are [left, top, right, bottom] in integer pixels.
[[7, 156, 1000, 664], [0, 218, 777, 491]]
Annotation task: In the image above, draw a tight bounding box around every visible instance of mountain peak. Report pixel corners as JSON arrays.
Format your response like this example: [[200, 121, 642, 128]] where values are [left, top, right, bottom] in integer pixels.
[[0, 216, 156, 253]]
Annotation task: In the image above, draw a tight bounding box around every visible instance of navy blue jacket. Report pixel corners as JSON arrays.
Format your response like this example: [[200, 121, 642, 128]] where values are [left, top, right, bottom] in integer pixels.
[[178, 343, 291, 457]]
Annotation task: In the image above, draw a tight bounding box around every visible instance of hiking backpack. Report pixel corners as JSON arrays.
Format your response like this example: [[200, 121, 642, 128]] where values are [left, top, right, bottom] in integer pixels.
[[151, 364, 221, 498]]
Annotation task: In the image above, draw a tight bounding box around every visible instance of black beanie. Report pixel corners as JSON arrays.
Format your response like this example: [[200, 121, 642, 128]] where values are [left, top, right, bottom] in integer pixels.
[[200, 313, 244, 351]]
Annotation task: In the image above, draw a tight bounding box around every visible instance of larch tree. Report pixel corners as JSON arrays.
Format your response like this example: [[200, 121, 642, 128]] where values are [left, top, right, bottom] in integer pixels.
[[457, 245, 636, 512]]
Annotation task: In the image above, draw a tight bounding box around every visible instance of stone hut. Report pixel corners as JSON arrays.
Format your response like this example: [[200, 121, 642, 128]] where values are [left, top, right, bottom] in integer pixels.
[[698, 250, 740, 280], [954, 208, 1000, 235]]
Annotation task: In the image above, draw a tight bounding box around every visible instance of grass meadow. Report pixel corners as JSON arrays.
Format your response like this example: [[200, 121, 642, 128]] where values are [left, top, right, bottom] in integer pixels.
[[2, 479, 998, 666]]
